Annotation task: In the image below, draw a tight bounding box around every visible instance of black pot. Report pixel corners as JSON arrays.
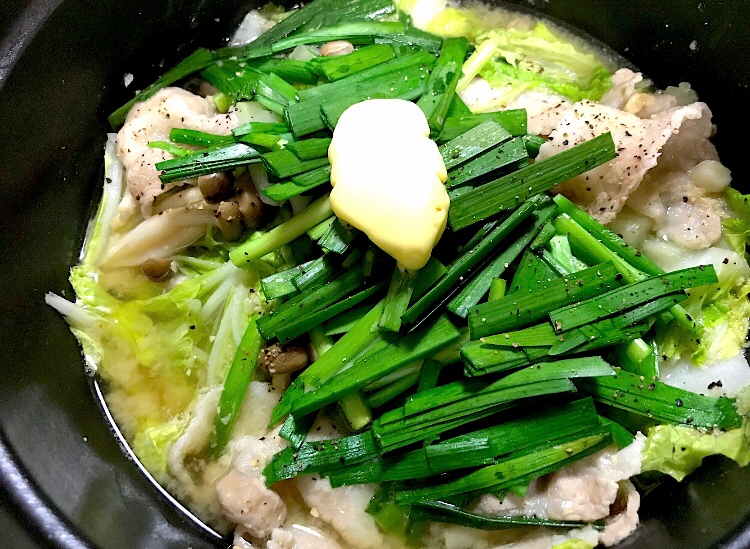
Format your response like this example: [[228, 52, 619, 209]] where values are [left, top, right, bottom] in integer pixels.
[[1, 1, 748, 548]]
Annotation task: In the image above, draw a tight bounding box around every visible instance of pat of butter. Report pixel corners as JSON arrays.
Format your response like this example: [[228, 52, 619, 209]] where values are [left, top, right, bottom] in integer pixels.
[[328, 99, 449, 271]]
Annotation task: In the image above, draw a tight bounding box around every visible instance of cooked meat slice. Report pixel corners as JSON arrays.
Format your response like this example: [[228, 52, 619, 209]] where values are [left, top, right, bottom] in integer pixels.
[[117, 87, 237, 217]]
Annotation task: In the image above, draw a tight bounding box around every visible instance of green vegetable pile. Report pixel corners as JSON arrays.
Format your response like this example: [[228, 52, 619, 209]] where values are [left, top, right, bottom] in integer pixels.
[[52, 0, 750, 542]]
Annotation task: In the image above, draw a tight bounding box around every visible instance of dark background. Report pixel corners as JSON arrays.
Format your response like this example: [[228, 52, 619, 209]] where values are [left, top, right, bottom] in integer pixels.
[[1, 0, 749, 548]]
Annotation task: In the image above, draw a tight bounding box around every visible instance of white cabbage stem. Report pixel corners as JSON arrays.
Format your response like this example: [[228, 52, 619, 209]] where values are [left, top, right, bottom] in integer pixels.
[[81, 134, 125, 266], [102, 207, 216, 268], [248, 163, 282, 206]]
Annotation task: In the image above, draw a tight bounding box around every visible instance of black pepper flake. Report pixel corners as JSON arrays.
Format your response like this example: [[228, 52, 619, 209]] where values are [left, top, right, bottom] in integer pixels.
[[675, 398, 684, 407]]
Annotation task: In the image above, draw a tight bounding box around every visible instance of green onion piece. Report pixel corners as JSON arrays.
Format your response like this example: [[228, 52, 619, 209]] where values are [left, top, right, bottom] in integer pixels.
[[364, 360, 423, 393], [488, 278, 507, 301], [577, 369, 742, 430], [598, 416, 635, 450], [449, 132, 616, 230], [448, 197, 557, 318], [201, 63, 260, 102], [156, 143, 262, 183], [260, 261, 310, 300], [460, 341, 546, 377], [232, 121, 290, 137], [286, 51, 436, 136], [300, 300, 387, 387], [318, 218, 359, 254], [379, 266, 418, 333], [447, 181, 471, 198], [468, 294, 680, 374], [374, 358, 611, 452], [292, 255, 338, 292], [279, 413, 317, 451], [213, 92, 231, 113], [446, 94, 472, 117], [547, 234, 588, 274], [275, 281, 386, 344], [312, 43, 396, 81], [292, 165, 332, 187], [481, 323, 558, 347], [438, 110, 528, 142], [553, 195, 700, 335], [541, 248, 575, 277], [417, 37, 469, 135], [468, 261, 622, 339], [366, 368, 422, 409], [169, 128, 235, 147], [339, 391, 374, 432], [239, 132, 287, 151], [410, 355, 614, 415], [374, 379, 575, 453], [552, 213, 645, 282], [549, 265, 718, 333], [264, 166, 332, 201], [207, 317, 262, 457], [109, 48, 214, 128], [319, 67, 430, 130], [548, 320, 649, 356], [507, 249, 558, 295], [529, 222, 557, 251], [286, 138, 332, 160], [261, 181, 318, 202], [323, 304, 370, 335], [439, 120, 512, 170], [298, 51, 434, 102], [263, 149, 330, 179], [446, 137, 529, 190], [376, 25, 444, 52], [270, 22, 406, 53], [259, 58, 320, 85], [411, 499, 598, 531], [147, 141, 190, 157], [331, 398, 600, 486], [342, 244, 364, 269], [403, 196, 541, 328], [395, 429, 611, 504], [553, 194, 662, 276], [416, 359, 442, 393], [219, 0, 396, 58], [277, 325, 335, 450], [307, 216, 336, 241], [369, 500, 419, 541], [290, 316, 460, 416], [257, 267, 365, 341], [410, 256, 449, 299], [402, 431, 611, 507], [522, 134, 547, 158], [615, 336, 660, 379], [230, 194, 333, 265], [271, 258, 445, 426], [310, 324, 335, 357], [264, 431, 379, 485], [255, 73, 299, 113]]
